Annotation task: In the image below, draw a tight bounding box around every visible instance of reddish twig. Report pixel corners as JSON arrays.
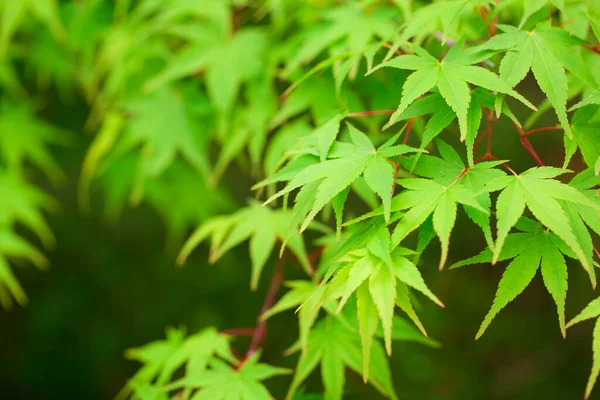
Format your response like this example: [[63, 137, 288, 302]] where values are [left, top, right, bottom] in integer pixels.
[[520, 136, 544, 166], [307, 247, 324, 277], [241, 249, 287, 364], [403, 117, 416, 144], [583, 43, 600, 56], [512, 122, 555, 166], [473, 106, 494, 156], [521, 125, 560, 137], [347, 110, 395, 117], [476, 2, 498, 37], [475, 153, 518, 176], [383, 42, 404, 56], [220, 328, 256, 337], [391, 161, 401, 196], [448, 167, 470, 188]]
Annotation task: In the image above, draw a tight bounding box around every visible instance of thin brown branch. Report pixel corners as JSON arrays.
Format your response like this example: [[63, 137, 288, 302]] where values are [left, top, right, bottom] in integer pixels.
[[241, 249, 287, 364], [347, 110, 395, 117], [391, 161, 401, 196], [220, 328, 256, 337], [383, 42, 404, 56], [583, 43, 600, 56], [448, 167, 470, 188], [520, 136, 544, 166], [513, 121, 545, 166], [522, 125, 561, 137], [475, 153, 518, 176], [403, 117, 416, 144]]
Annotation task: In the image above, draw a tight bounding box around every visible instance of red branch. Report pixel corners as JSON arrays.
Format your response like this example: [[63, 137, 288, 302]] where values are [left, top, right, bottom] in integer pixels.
[[513, 122, 561, 166], [220, 328, 256, 337], [241, 249, 287, 364], [521, 125, 560, 137], [347, 110, 395, 117], [476, 1, 498, 37], [403, 117, 416, 144], [383, 42, 404, 56], [448, 167, 470, 187], [583, 43, 600, 56], [475, 153, 518, 176]]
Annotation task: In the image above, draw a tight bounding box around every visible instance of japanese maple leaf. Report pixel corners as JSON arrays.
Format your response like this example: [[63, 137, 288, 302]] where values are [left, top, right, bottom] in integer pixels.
[[167, 354, 290, 400], [0, 101, 70, 185], [283, 2, 399, 77], [399, 140, 508, 251], [112, 87, 210, 202], [0, 0, 65, 56], [258, 122, 420, 232], [124, 327, 235, 390], [316, 225, 443, 374], [559, 169, 600, 287], [486, 167, 600, 286], [478, 25, 599, 137], [177, 202, 313, 290], [567, 296, 600, 399], [370, 43, 536, 138], [348, 150, 491, 270], [451, 217, 574, 338], [0, 172, 56, 307], [566, 105, 600, 171], [283, 317, 397, 400], [146, 27, 267, 117]]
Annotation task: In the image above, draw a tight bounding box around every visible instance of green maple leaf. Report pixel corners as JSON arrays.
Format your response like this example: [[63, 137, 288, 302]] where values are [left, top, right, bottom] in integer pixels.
[[486, 167, 600, 286], [258, 122, 420, 232], [110, 87, 210, 203], [559, 168, 600, 287], [166, 353, 290, 400], [566, 297, 600, 399], [399, 140, 507, 250], [146, 27, 267, 118], [319, 229, 443, 378], [283, 3, 399, 77], [519, 0, 565, 28], [269, 72, 363, 130], [123, 327, 235, 397], [0, 100, 71, 184], [371, 42, 536, 138], [144, 162, 235, 247], [0, 0, 65, 55], [567, 105, 600, 170], [284, 316, 398, 400], [348, 148, 493, 269], [479, 25, 599, 138], [177, 202, 313, 290], [0, 172, 56, 308], [451, 217, 573, 338], [399, 0, 493, 43]]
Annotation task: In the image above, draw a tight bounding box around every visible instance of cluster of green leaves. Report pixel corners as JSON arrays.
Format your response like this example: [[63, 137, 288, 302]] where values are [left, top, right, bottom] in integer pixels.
[[4, 0, 600, 398]]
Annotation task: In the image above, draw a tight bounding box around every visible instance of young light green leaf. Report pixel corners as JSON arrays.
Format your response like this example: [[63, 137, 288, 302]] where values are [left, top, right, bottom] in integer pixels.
[[369, 263, 396, 355]]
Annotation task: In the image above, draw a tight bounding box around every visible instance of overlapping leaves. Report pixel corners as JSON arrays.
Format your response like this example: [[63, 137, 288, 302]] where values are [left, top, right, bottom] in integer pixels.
[[256, 122, 419, 233], [120, 327, 289, 400], [177, 202, 313, 290], [371, 43, 536, 138]]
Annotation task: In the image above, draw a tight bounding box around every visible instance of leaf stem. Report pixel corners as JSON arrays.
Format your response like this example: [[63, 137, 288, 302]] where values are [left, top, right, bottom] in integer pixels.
[[242, 249, 287, 363], [347, 110, 396, 117], [513, 122, 547, 166], [521, 125, 560, 137], [382, 42, 404, 56]]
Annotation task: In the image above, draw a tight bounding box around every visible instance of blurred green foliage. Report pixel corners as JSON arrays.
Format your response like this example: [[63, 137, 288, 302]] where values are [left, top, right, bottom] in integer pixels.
[[1, 0, 600, 399]]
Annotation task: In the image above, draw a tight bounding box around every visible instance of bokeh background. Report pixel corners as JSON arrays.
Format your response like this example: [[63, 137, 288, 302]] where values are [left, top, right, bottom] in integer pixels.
[[1, 1, 600, 399]]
